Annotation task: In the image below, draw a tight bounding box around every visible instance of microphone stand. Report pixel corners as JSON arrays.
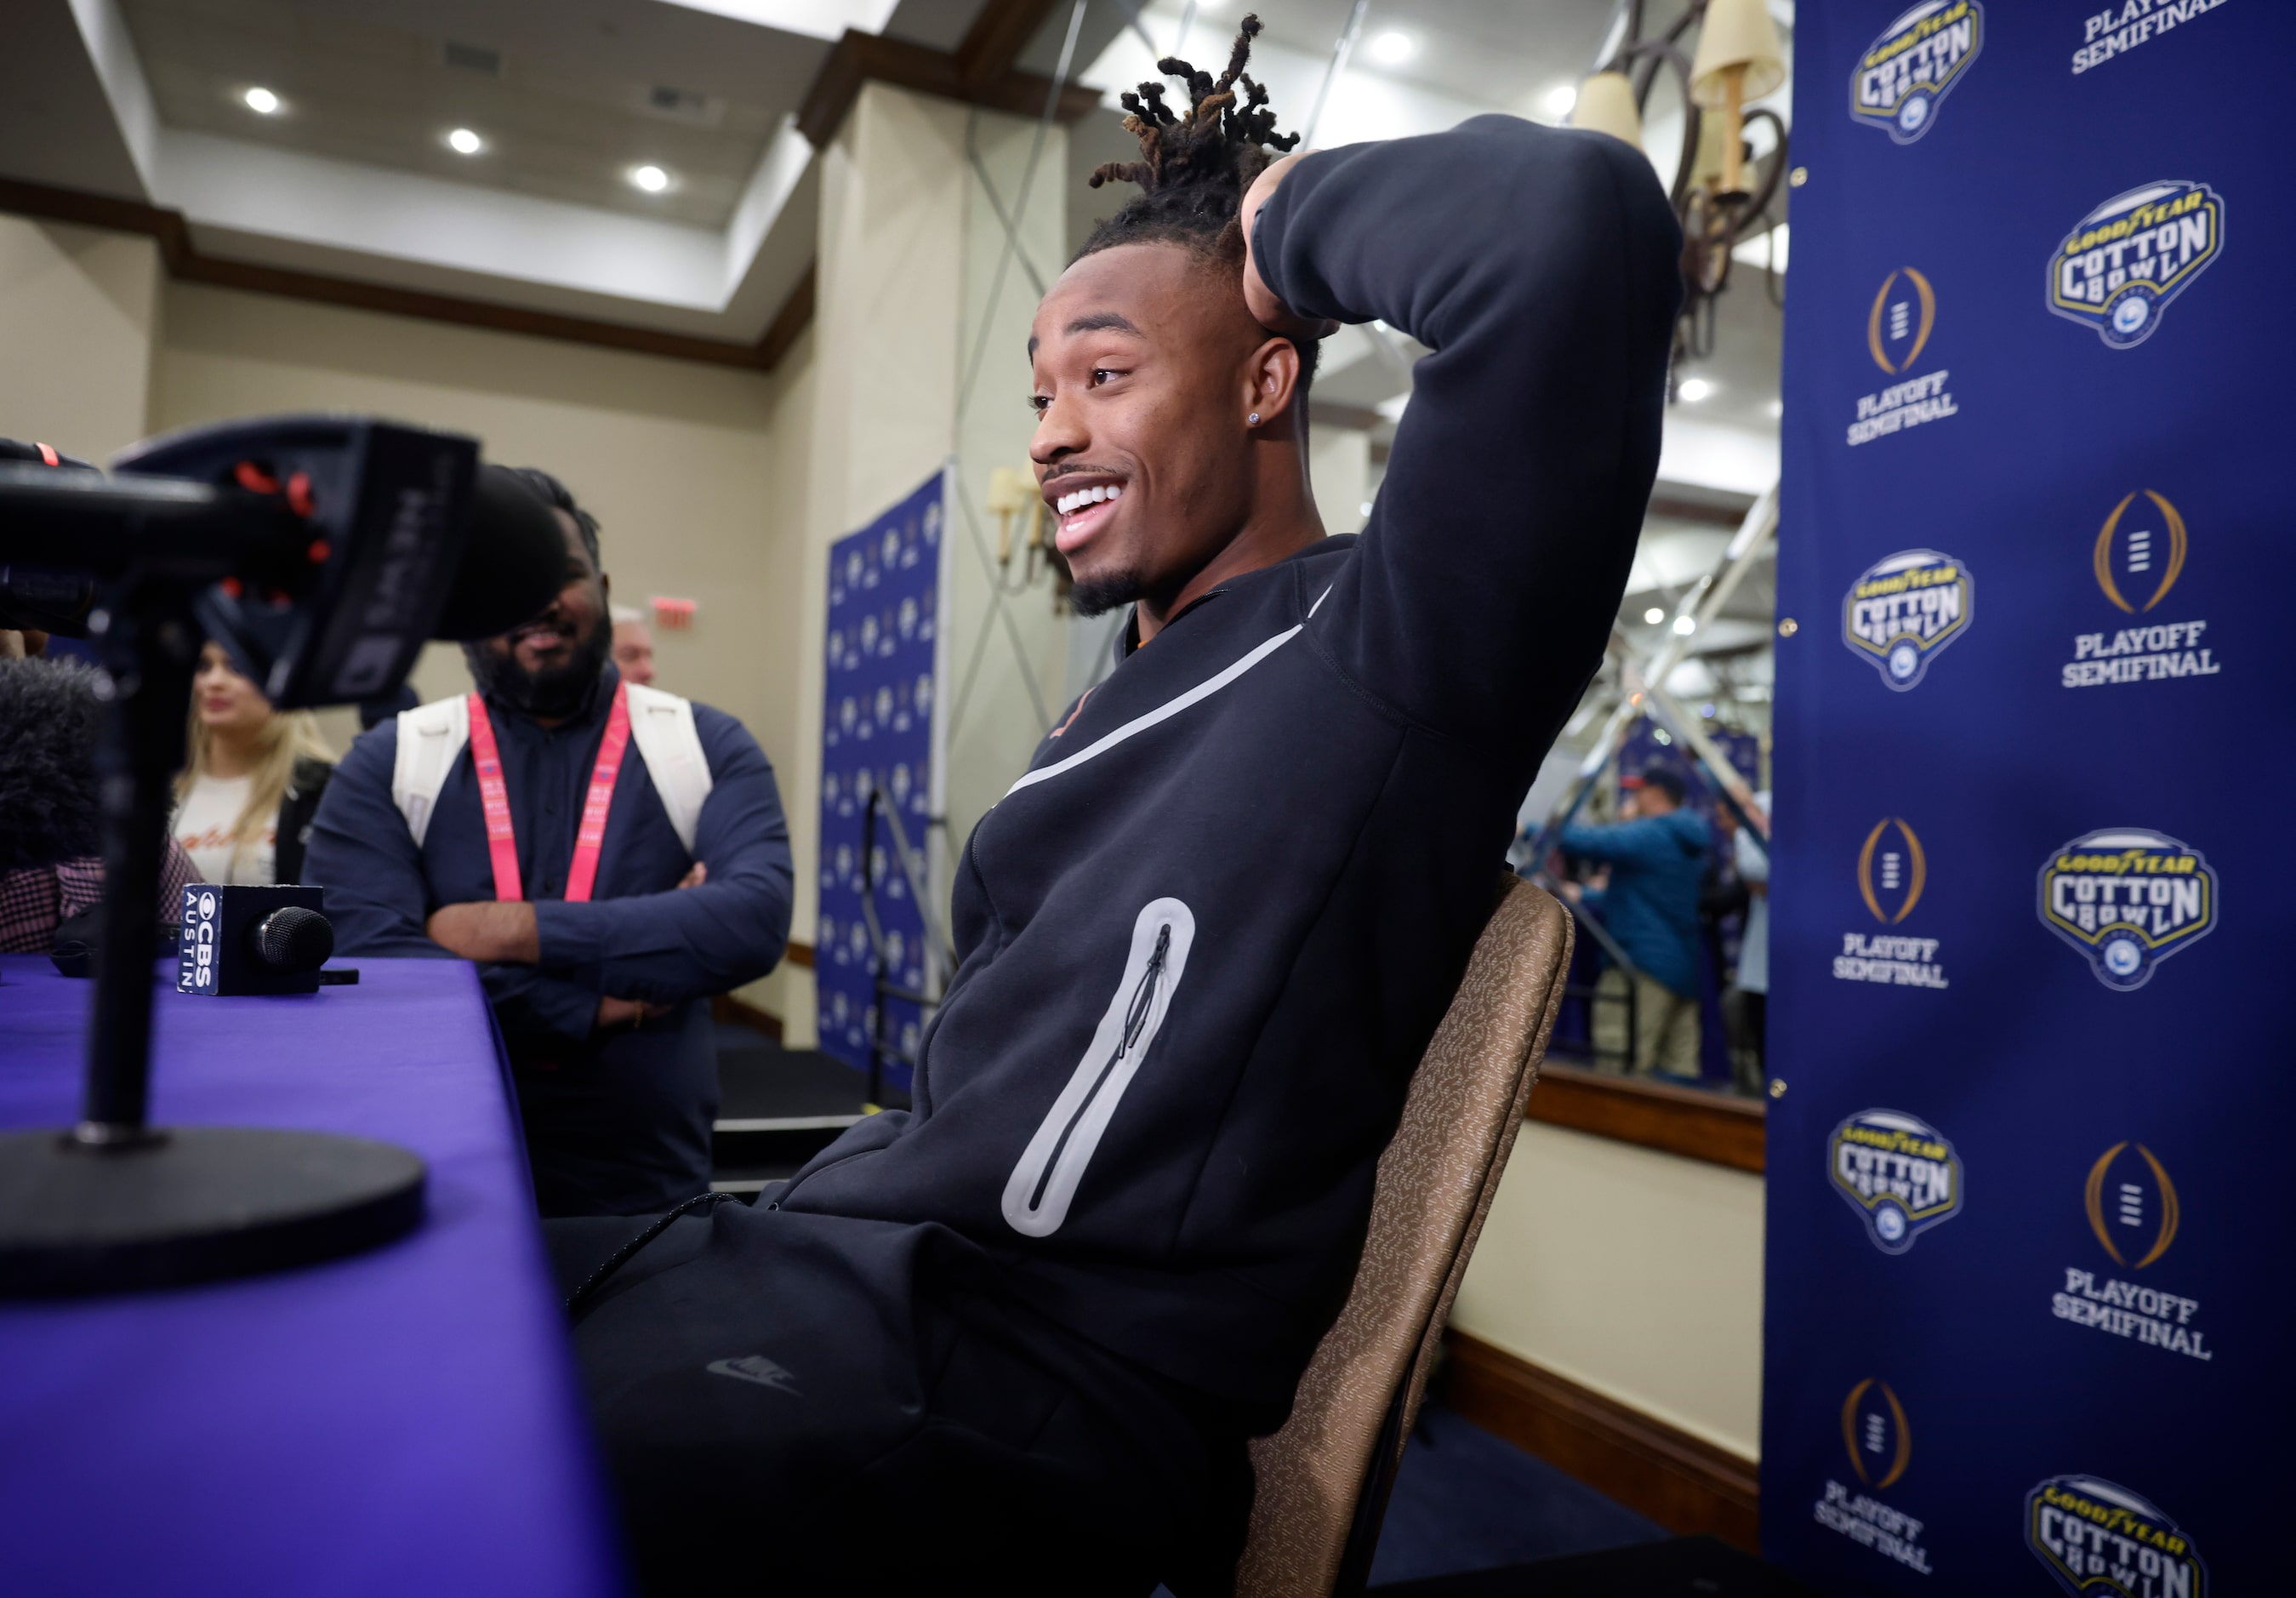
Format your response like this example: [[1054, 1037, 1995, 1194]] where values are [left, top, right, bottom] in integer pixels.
[[0, 472, 426, 1297]]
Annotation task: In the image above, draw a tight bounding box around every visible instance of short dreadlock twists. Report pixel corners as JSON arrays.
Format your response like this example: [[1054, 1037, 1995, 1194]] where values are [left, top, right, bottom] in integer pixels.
[[1079, 15, 1319, 387]]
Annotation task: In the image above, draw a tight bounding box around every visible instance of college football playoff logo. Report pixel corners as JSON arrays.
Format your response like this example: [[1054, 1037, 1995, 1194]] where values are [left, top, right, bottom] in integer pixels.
[[1830, 1110, 1963, 1253], [2037, 830, 2217, 990], [1867, 268, 1936, 374], [1842, 551, 1973, 690], [1842, 1379, 1912, 1491], [2084, 1143, 2179, 1270], [1851, 3, 1982, 145], [2026, 1476, 2207, 1598], [1857, 819, 1927, 923], [2048, 181, 2224, 349], [2093, 491, 2187, 614]]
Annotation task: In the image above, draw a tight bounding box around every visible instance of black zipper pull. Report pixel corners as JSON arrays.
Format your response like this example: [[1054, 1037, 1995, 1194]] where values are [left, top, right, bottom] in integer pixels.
[[1120, 924, 1171, 1053]]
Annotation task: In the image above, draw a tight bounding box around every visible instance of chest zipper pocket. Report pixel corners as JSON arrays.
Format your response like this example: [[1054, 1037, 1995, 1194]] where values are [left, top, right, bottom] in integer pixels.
[[1001, 897, 1196, 1238]]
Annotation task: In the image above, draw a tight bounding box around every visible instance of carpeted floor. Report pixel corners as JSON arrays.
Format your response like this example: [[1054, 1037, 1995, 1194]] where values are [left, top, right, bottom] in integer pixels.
[[1365, 1405, 1667, 1586]]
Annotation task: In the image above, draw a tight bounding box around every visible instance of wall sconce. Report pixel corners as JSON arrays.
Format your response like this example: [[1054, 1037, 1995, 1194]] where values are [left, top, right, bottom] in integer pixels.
[[1572, 0, 1789, 380]]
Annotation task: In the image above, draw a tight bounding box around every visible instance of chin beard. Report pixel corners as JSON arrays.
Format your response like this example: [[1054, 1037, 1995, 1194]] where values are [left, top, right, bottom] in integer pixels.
[[464, 623, 611, 719], [1068, 568, 1147, 619]]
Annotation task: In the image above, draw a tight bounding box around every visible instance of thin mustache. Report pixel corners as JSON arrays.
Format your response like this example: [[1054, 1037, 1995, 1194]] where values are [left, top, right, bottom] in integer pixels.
[[1040, 465, 1126, 486]]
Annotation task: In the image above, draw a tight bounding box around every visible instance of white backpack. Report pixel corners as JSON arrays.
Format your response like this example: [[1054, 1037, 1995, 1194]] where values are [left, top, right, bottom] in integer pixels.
[[390, 682, 714, 854]]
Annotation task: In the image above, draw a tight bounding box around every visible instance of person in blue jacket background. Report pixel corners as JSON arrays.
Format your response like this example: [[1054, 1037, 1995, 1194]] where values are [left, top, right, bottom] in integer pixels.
[[1561, 767, 1711, 1079]]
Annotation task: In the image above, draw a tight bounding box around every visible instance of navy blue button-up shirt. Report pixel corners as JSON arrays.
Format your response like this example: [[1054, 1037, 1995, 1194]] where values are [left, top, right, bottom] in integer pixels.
[[306, 665, 794, 1214]]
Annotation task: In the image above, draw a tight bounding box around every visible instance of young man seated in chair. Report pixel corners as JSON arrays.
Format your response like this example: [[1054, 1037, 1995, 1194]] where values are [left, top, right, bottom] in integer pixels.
[[552, 18, 1679, 1594]]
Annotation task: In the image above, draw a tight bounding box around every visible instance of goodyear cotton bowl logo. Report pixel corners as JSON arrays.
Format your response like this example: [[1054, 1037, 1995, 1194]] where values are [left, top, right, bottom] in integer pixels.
[[1830, 1109, 1963, 1253], [2025, 1476, 2207, 1598], [1851, 2, 1982, 144], [2037, 830, 2217, 990], [2054, 1142, 2213, 1361], [2048, 181, 2224, 348], [1842, 551, 1973, 689]]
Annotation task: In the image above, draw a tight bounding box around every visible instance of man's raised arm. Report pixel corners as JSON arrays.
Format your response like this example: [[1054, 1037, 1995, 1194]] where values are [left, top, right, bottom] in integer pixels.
[[1250, 116, 1680, 746]]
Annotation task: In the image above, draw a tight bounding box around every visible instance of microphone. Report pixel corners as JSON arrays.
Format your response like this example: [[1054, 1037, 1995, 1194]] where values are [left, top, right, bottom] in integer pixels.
[[0, 656, 102, 872], [176, 884, 338, 996], [0, 416, 571, 705]]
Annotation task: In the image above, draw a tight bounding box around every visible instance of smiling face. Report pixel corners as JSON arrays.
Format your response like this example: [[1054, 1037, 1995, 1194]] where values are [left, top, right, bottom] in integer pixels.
[[1029, 242, 1297, 619], [464, 508, 612, 718]]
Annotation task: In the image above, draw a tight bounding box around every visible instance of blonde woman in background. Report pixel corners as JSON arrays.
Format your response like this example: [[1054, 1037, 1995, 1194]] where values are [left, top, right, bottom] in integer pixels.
[[173, 642, 336, 886]]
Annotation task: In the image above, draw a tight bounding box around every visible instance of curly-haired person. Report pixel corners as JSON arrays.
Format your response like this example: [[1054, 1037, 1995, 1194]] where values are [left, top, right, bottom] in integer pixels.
[[551, 20, 1680, 1594]]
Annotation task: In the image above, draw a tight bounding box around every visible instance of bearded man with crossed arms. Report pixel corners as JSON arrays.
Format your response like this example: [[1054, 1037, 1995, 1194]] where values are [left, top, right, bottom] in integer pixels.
[[306, 467, 795, 1218]]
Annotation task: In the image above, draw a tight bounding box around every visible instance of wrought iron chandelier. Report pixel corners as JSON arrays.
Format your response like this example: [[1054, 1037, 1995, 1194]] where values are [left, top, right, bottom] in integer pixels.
[[1570, 0, 1790, 383]]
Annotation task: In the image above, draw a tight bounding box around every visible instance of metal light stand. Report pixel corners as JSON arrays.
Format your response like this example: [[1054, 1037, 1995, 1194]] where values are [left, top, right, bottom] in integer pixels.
[[1528, 484, 1778, 870], [857, 785, 952, 1112]]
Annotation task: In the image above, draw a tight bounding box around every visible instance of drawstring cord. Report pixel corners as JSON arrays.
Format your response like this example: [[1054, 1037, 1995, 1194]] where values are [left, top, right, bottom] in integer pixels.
[[565, 1190, 743, 1323]]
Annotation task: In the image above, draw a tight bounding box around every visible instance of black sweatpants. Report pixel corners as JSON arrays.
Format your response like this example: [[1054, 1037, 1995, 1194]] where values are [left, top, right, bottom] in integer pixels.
[[545, 1203, 1255, 1597]]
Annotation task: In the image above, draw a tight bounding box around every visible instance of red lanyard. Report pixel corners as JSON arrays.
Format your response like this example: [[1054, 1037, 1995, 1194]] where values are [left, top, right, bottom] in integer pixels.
[[464, 682, 632, 904]]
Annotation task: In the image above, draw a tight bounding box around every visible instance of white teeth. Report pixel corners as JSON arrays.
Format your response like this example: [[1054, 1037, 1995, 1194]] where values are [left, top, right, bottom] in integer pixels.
[[1056, 484, 1124, 516]]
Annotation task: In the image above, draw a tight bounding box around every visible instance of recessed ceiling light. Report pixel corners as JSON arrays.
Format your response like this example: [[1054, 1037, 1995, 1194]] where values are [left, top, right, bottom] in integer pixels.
[[447, 128, 484, 155], [1644, 606, 1666, 625], [243, 87, 281, 115], [1368, 31, 1416, 65], [631, 164, 670, 193], [1678, 377, 1713, 402], [1544, 83, 1578, 117], [1672, 614, 1698, 636]]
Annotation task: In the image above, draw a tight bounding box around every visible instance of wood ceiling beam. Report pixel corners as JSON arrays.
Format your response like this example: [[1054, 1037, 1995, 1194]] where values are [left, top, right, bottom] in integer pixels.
[[955, 0, 1066, 88], [796, 26, 1101, 149]]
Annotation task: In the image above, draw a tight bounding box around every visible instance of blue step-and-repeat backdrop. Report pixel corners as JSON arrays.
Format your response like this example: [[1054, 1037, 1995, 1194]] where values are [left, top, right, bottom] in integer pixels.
[[1766, 3, 2284, 1593], [814, 471, 945, 1093]]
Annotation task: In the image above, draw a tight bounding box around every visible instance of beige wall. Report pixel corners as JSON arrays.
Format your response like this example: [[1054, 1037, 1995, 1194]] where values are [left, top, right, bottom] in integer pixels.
[[1452, 1123, 1766, 1461], [1308, 424, 1370, 539], [149, 277, 812, 1008], [0, 215, 162, 461], [946, 99, 1071, 858], [770, 83, 1069, 1047]]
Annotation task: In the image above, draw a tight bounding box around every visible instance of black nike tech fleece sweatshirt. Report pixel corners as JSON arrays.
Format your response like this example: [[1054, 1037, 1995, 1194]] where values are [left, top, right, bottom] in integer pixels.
[[777, 115, 1684, 1413]]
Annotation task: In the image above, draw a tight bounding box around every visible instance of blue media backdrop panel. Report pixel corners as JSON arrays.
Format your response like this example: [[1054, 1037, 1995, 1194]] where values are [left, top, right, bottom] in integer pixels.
[[1766, 4, 2284, 1594], [814, 471, 943, 1090]]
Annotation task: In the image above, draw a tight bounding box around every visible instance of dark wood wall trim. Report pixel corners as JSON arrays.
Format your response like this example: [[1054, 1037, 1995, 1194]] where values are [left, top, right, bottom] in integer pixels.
[[1528, 1061, 1766, 1173], [708, 939, 815, 1037], [797, 27, 1101, 149], [956, 0, 1065, 87], [710, 993, 784, 1042], [756, 262, 817, 372], [1444, 1330, 1759, 1554], [0, 174, 809, 373], [1646, 488, 1759, 528]]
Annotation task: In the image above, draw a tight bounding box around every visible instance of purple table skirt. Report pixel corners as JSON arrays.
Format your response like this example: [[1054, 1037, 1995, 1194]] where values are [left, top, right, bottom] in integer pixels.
[[0, 956, 626, 1597]]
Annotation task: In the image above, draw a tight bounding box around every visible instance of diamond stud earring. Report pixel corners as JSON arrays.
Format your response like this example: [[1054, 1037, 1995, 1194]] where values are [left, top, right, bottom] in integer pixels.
[[1248, 412, 1261, 425]]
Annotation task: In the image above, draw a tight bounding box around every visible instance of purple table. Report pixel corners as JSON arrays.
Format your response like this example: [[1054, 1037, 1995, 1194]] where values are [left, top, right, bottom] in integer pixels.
[[0, 956, 626, 1596]]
